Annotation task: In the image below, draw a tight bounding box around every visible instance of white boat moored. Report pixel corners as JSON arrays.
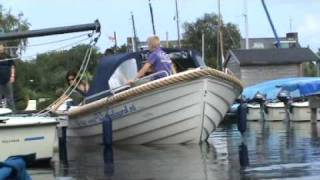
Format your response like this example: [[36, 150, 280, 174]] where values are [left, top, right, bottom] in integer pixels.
[[0, 116, 58, 161], [247, 103, 261, 121], [264, 102, 287, 121]]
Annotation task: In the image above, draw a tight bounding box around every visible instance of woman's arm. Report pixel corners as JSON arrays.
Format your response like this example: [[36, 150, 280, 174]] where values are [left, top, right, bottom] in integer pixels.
[[136, 62, 152, 79]]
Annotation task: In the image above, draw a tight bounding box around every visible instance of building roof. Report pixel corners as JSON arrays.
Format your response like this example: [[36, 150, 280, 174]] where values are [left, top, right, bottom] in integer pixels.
[[227, 48, 319, 66], [240, 37, 287, 49]]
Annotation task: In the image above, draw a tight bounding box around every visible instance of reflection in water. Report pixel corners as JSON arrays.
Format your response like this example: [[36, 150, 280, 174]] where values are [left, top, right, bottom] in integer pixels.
[[103, 145, 114, 177], [30, 121, 320, 179], [244, 121, 320, 179], [239, 142, 249, 168]]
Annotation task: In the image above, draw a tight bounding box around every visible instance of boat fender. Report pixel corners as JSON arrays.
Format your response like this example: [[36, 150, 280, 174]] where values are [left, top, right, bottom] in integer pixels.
[[237, 103, 248, 134], [0, 156, 31, 180]]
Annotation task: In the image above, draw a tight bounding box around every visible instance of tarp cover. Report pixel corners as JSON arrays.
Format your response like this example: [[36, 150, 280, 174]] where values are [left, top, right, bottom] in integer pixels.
[[243, 77, 320, 100], [0, 156, 31, 180]]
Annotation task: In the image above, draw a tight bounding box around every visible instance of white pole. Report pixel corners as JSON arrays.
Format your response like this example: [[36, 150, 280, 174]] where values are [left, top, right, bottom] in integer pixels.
[[175, 0, 181, 48], [202, 32, 205, 63], [131, 37, 136, 52], [217, 0, 221, 69], [244, 0, 249, 49], [166, 31, 169, 47]]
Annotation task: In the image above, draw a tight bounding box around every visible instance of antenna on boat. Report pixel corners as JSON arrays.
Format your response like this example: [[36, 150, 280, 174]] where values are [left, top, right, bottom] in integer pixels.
[[131, 12, 138, 52], [0, 20, 100, 41], [175, 0, 181, 48], [148, 0, 156, 35]]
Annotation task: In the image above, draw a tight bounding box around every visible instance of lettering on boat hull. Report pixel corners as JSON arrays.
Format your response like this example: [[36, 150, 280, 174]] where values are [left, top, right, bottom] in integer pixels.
[[70, 104, 137, 128]]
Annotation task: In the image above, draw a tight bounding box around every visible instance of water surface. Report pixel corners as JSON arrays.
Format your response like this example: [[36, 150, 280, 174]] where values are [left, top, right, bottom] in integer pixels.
[[30, 121, 320, 179]]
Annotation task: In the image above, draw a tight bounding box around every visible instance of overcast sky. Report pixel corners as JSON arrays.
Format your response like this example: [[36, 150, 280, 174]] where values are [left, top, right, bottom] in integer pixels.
[[1, 0, 320, 59]]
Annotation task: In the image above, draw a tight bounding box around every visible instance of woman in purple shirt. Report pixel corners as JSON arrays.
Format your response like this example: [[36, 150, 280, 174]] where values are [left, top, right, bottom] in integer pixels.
[[131, 36, 174, 82]]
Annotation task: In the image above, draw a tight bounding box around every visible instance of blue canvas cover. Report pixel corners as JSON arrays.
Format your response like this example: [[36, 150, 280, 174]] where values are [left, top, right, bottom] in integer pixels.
[[243, 77, 320, 101], [0, 156, 31, 180], [86, 52, 141, 97], [280, 79, 320, 96]]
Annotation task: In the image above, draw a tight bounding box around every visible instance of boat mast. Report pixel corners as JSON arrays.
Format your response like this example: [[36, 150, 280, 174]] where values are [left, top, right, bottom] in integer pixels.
[[244, 0, 249, 49], [216, 0, 220, 70], [0, 20, 100, 41], [131, 12, 138, 52], [148, 0, 156, 35], [202, 32, 205, 64], [217, 0, 224, 71], [175, 0, 181, 48]]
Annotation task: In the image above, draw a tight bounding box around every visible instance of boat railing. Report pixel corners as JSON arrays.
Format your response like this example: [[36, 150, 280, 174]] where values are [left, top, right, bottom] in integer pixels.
[[131, 70, 169, 87], [84, 70, 170, 104], [84, 85, 131, 104]]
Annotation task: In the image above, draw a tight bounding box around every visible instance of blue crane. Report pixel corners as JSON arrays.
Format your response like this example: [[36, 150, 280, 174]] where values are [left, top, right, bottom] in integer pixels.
[[261, 0, 280, 48]]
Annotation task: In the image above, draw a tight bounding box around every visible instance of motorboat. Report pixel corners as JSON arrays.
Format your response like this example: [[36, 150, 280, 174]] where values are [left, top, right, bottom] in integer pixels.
[[246, 103, 261, 121], [66, 49, 243, 145], [0, 115, 58, 161], [263, 102, 286, 121], [241, 78, 320, 122], [0, 108, 12, 115], [289, 101, 320, 121]]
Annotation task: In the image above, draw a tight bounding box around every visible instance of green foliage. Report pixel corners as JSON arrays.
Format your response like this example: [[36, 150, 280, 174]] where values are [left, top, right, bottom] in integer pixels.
[[15, 45, 102, 110], [303, 62, 317, 77], [117, 44, 128, 53], [0, 5, 30, 51], [0, 6, 30, 110], [182, 13, 241, 69]]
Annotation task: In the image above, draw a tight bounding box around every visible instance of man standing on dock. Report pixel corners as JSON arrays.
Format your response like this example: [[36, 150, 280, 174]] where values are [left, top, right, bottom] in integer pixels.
[[0, 44, 16, 112]]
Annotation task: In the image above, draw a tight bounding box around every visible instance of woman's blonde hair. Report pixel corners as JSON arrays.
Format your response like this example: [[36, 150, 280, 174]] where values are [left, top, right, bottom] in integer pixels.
[[147, 36, 160, 50]]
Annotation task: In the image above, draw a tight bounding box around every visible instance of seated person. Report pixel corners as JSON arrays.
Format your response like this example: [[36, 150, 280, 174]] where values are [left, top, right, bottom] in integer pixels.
[[66, 70, 89, 105], [128, 36, 174, 85]]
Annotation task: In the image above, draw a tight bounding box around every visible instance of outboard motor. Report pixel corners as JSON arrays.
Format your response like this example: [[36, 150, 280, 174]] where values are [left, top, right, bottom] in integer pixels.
[[277, 90, 291, 105], [253, 91, 266, 104], [277, 90, 292, 123], [253, 91, 267, 121]]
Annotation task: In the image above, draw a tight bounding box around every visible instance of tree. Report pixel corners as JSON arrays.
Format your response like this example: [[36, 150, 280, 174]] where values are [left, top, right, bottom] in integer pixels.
[[0, 5, 30, 54], [0, 6, 30, 110], [16, 45, 103, 110], [182, 13, 241, 68]]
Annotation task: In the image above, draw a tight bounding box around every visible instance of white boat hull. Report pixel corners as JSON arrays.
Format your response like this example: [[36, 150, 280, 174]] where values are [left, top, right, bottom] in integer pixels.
[[0, 116, 57, 161], [264, 102, 287, 121], [246, 104, 261, 121], [289, 101, 320, 121], [68, 77, 242, 145]]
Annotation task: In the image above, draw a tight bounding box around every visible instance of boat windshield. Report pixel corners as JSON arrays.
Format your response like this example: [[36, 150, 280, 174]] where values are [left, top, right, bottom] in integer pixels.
[[108, 58, 138, 89]]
